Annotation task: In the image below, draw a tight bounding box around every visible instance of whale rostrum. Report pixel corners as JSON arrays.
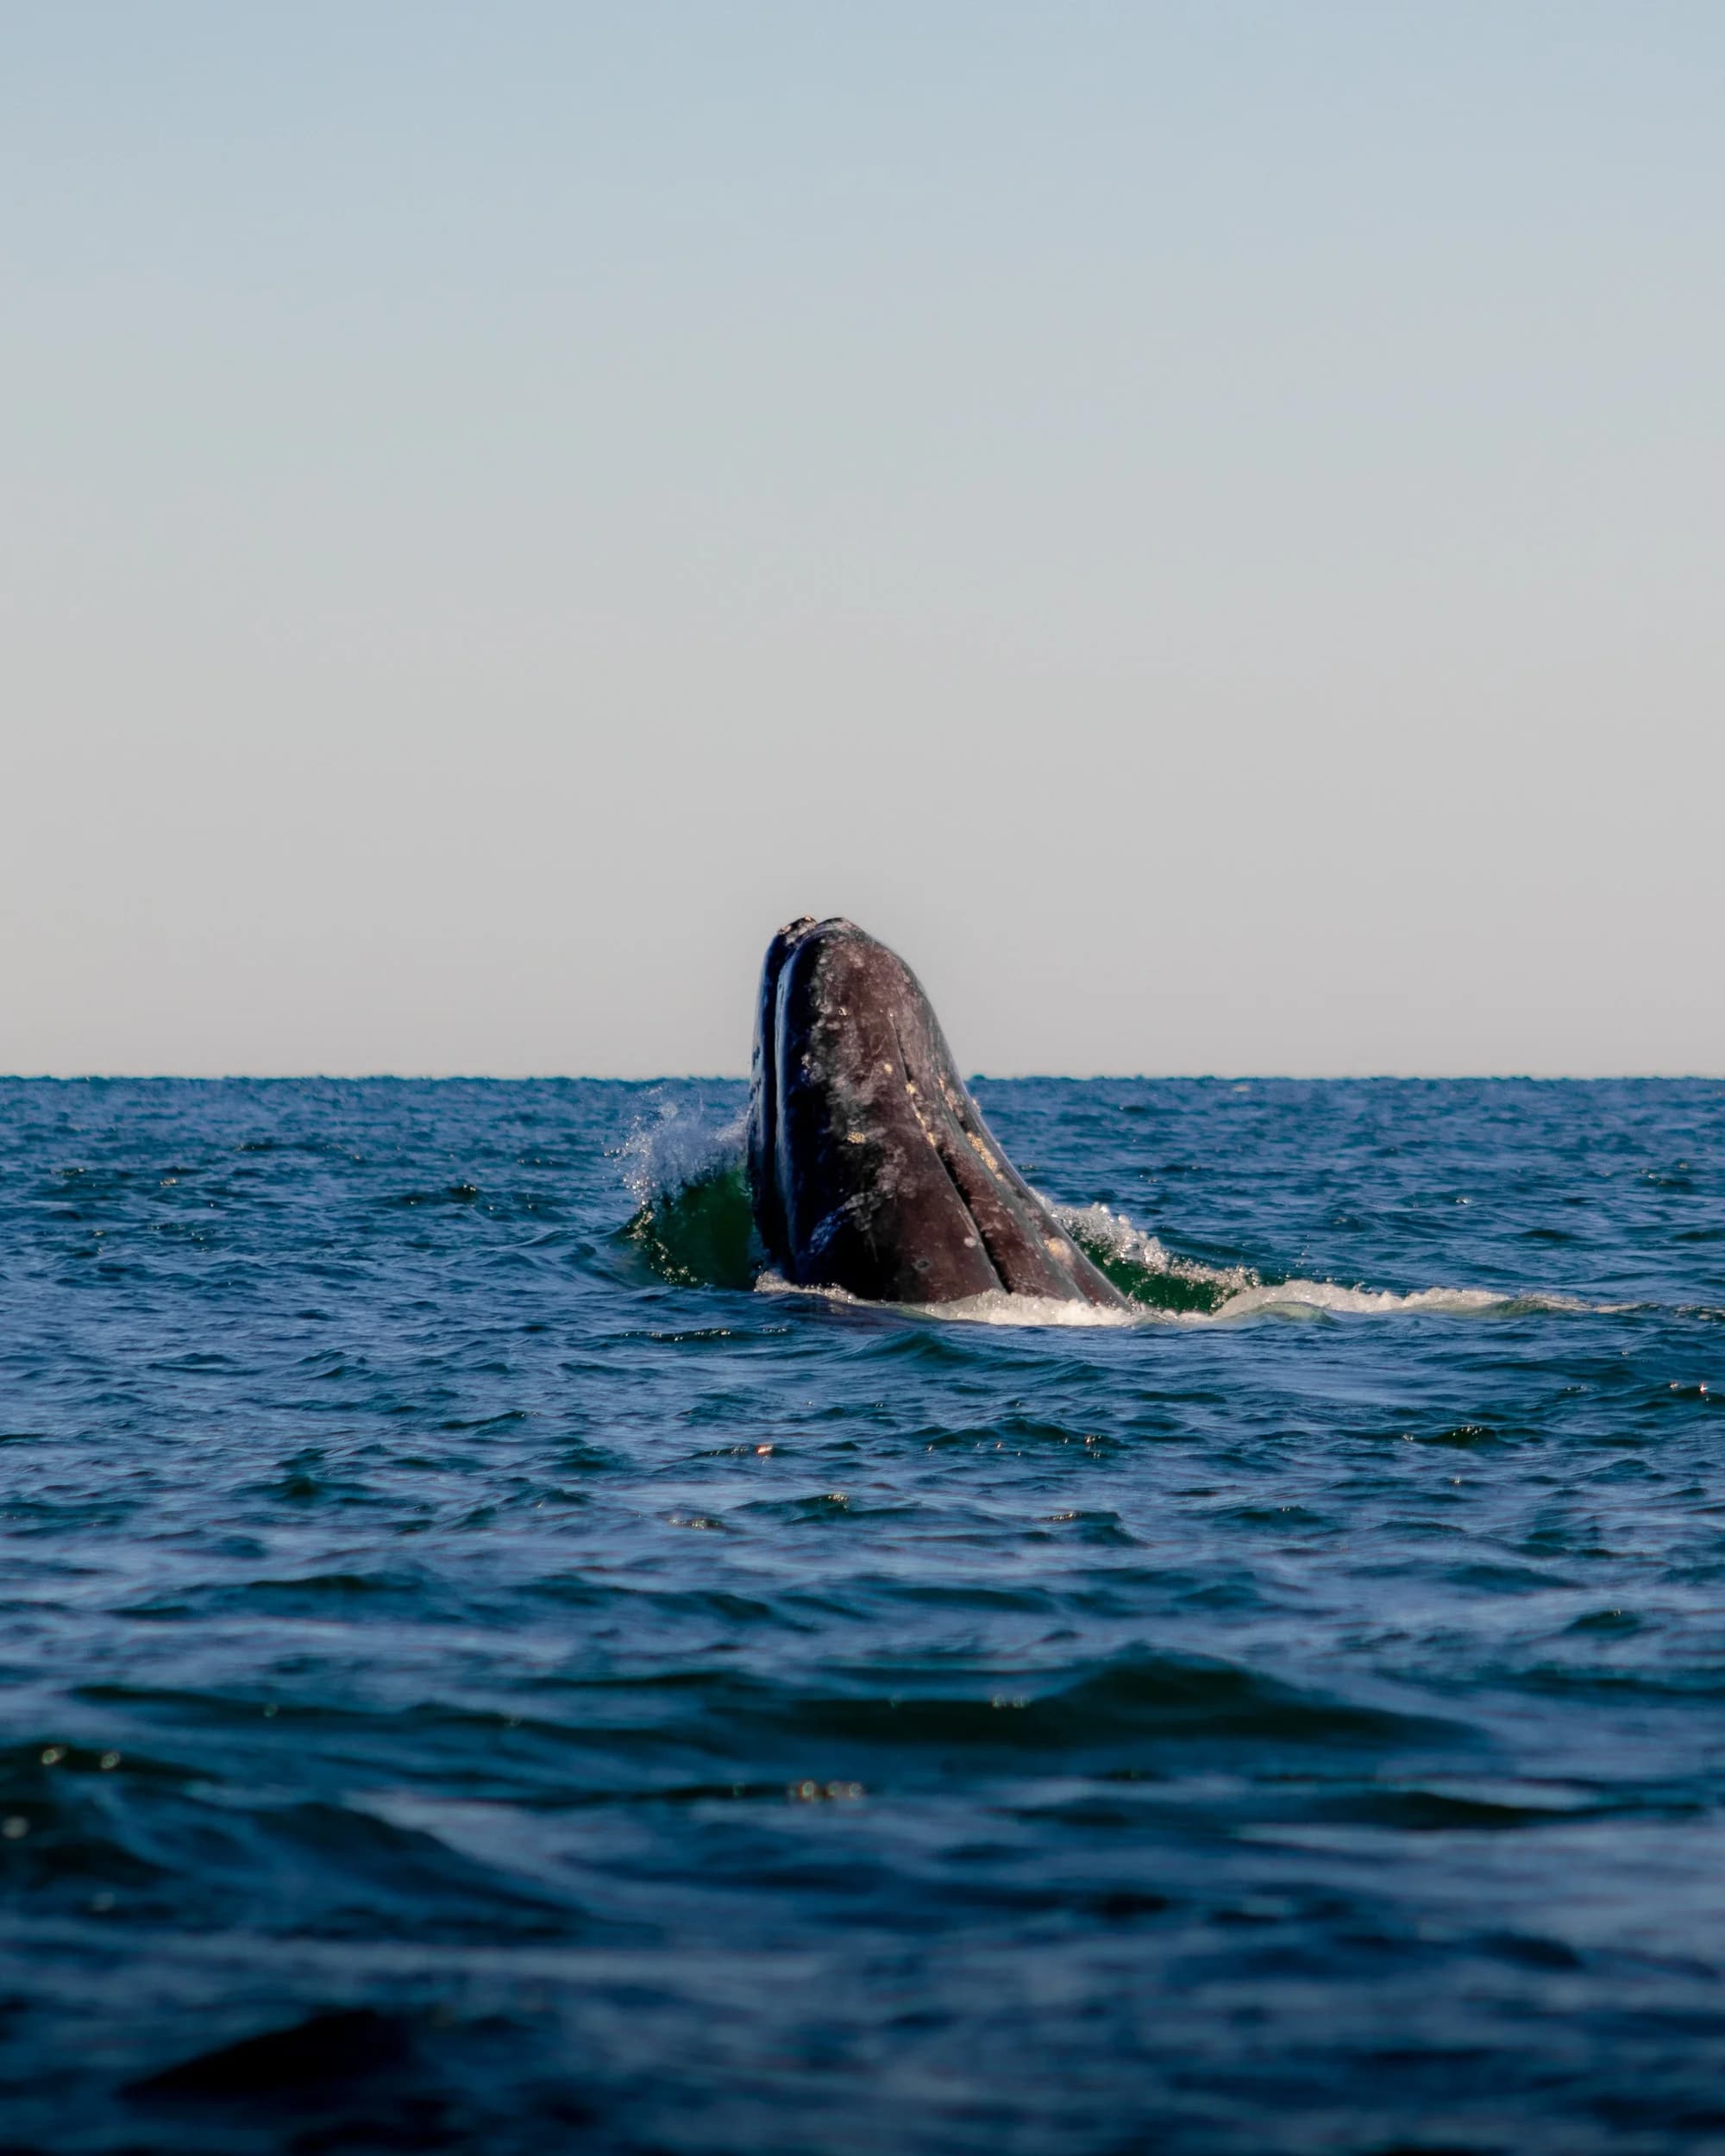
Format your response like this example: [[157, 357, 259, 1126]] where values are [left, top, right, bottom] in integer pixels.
[[747, 917, 1128, 1310]]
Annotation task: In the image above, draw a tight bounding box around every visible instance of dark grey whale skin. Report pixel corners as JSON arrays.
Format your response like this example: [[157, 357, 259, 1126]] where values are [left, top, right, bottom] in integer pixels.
[[747, 918, 1129, 1310]]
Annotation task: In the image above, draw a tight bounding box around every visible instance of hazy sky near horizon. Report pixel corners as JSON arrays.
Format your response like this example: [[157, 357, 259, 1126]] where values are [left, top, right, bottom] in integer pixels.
[[3, 3, 1722, 1076]]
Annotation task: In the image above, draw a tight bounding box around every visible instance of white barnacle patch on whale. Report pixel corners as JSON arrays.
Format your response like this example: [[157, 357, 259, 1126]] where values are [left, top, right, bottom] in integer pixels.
[[964, 1129, 1000, 1173]]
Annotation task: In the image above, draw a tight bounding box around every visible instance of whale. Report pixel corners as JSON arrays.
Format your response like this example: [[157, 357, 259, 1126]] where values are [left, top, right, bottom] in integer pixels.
[[747, 917, 1128, 1311]]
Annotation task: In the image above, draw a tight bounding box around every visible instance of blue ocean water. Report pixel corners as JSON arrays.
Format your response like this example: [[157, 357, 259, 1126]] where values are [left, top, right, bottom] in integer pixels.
[[3, 1075, 1724, 2154]]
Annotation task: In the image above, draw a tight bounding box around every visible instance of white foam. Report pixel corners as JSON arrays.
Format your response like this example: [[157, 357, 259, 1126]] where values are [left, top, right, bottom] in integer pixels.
[[1047, 1197, 1573, 1326], [618, 1093, 746, 1209], [1051, 1200, 1258, 1303], [914, 1289, 1137, 1328], [1202, 1279, 1512, 1322], [759, 1274, 1572, 1329], [754, 1273, 1136, 1327]]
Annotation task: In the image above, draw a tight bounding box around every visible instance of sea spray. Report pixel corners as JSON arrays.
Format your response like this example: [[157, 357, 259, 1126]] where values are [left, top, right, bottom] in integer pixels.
[[1051, 1200, 1258, 1316], [618, 1093, 761, 1290], [616, 1100, 1257, 1315], [614, 1103, 1534, 1326]]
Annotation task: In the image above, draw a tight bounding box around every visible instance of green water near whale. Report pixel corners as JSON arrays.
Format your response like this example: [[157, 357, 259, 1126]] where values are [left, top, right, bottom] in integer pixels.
[[3, 1075, 1724, 2153], [623, 1139, 1246, 1313]]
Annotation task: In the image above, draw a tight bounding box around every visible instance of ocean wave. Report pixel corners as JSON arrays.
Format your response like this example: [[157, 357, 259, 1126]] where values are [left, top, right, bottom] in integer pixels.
[[616, 1094, 759, 1291]]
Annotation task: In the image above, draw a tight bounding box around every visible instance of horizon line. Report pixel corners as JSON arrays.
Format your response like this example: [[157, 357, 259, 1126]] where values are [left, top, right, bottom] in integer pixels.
[[3, 1070, 1722, 1087]]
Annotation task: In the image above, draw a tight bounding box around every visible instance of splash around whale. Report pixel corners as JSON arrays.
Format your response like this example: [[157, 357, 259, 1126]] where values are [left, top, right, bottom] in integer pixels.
[[617, 921, 1552, 1327], [749, 917, 1128, 1311]]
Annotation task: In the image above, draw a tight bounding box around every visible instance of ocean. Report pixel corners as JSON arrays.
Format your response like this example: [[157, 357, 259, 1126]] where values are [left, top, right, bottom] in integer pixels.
[[2, 1074, 1722, 2154]]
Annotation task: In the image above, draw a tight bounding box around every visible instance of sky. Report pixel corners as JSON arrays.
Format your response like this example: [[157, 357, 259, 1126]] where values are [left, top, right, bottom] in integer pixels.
[[3, 3, 1722, 1076]]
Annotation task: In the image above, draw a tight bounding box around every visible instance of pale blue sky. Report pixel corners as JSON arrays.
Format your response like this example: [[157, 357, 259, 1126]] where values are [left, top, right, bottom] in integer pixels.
[[3, 3, 1721, 1074]]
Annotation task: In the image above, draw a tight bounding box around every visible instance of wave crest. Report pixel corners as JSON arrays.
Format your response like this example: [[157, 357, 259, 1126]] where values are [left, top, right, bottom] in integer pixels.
[[1052, 1201, 1256, 1315], [618, 1096, 758, 1291]]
